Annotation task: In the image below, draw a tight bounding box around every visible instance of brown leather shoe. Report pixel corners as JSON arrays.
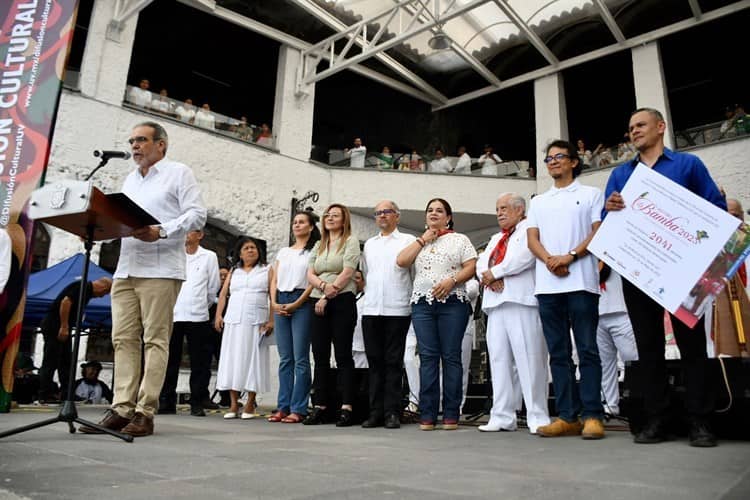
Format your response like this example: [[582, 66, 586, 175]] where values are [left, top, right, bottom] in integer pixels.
[[120, 412, 154, 437], [79, 409, 131, 434], [582, 418, 605, 440], [537, 418, 583, 437]]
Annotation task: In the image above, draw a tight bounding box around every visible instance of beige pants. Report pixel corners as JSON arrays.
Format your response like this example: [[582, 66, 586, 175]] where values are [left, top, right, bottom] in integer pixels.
[[110, 277, 181, 418]]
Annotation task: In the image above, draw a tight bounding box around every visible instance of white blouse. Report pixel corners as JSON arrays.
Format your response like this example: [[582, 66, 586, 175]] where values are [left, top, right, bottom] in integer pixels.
[[411, 232, 477, 304], [274, 246, 311, 292]]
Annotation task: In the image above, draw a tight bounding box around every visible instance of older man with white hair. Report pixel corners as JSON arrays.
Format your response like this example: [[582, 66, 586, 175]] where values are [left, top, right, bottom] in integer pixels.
[[476, 193, 550, 434]]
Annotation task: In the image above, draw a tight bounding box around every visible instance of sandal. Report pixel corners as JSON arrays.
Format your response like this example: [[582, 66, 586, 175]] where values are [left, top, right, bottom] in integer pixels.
[[281, 413, 304, 424], [267, 410, 288, 422]]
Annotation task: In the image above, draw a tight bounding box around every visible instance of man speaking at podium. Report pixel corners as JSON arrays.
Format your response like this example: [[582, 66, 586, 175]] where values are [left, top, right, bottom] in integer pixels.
[[80, 121, 207, 437]]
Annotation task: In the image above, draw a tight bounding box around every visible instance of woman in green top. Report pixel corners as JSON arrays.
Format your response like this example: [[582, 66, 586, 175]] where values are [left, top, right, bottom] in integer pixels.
[[303, 203, 361, 426]]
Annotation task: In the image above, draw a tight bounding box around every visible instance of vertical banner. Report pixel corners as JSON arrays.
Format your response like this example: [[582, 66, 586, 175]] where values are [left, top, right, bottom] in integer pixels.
[[0, 0, 79, 412]]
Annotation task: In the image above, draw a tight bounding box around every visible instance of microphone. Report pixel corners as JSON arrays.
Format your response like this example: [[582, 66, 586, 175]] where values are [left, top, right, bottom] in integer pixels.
[[93, 150, 131, 160]]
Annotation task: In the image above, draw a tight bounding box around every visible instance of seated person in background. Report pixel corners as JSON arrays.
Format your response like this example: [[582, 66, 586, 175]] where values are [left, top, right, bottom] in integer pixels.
[[477, 144, 502, 176], [719, 105, 737, 138], [592, 143, 613, 168], [235, 116, 253, 141], [175, 98, 196, 123], [194, 103, 216, 130], [408, 148, 424, 171], [576, 139, 593, 169], [454, 146, 472, 174], [150, 89, 174, 116], [429, 147, 452, 174], [255, 123, 273, 147], [127, 78, 152, 108], [74, 360, 113, 404], [13, 353, 39, 404]]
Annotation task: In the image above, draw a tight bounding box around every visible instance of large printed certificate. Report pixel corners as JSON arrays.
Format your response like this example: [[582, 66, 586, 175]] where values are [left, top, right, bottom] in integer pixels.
[[589, 165, 748, 327]]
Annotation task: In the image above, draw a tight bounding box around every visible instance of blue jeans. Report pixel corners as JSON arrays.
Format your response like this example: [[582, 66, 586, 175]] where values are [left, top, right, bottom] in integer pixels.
[[537, 291, 603, 421], [274, 290, 313, 415], [412, 296, 470, 422]]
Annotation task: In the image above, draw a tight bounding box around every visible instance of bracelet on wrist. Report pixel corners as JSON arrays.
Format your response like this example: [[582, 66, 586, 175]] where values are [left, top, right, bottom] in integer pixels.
[[319, 281, 327, 291], [416, 237, 425, 247], [451, 276, 458, 285]]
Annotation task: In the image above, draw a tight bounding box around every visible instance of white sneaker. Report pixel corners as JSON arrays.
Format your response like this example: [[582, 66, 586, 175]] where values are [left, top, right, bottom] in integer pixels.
[[223, 412, 238, 419], [241, 412, 258, 420], [478, 422, 515, 432]]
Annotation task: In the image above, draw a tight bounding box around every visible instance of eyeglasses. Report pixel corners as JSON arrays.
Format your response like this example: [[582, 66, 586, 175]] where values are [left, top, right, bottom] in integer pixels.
[[543, 153, 570, 164], [374, 209, 398, 217], [128, 136, 152, 145], [323, 212, 342, 219]]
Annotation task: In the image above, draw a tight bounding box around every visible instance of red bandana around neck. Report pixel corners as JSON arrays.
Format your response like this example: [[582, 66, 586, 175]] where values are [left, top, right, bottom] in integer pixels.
[[488, 226, 515, 266]]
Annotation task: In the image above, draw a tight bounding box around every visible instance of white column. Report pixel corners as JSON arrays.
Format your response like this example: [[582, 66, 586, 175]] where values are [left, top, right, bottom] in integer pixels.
[[534, 72, 568, 192], [272, 46, 316, 161], [631, 42, 674, 149], [78, 0, 140, 106]]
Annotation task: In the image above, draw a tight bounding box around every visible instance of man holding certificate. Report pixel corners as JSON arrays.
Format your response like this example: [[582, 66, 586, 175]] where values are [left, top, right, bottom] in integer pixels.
[[603, 108, 726, 447]]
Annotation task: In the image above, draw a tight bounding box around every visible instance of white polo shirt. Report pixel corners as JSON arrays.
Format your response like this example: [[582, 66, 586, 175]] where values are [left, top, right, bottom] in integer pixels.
[[362, 229, 415, 316], [173, 246, 220, 322], [527, 179, 603, 295]]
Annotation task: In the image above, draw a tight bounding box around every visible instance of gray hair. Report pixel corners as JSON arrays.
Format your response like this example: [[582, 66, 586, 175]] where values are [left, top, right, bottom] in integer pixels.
[[377, 200, 400, 214], [134, 121, 169, 153], [496, 192, 526, 213]]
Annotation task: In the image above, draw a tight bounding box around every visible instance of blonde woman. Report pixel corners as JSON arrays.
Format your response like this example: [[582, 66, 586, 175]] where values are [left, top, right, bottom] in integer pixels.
[[303, 204, 360, 426]]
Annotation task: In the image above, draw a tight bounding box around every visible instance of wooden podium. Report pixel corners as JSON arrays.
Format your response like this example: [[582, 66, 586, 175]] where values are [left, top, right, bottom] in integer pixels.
[[0, 180, 158, 443]]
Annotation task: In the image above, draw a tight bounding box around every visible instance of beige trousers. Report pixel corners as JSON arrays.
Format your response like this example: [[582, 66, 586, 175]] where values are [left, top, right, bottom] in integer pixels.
[[110, 277, 181, 418]]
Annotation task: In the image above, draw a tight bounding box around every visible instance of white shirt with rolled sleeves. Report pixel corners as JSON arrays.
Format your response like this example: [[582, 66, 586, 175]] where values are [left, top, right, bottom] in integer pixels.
[[114, 157, 207, 281], [477, 219, 537, 311], [526, 180, 603, 296], [173, 246, 220, 322], [347, 146, 367, 168], [362, 229, 416, 316]]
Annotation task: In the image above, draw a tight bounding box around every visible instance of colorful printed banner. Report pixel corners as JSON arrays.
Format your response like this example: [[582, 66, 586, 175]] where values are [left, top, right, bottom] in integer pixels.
[[0, 0, 79, 412]]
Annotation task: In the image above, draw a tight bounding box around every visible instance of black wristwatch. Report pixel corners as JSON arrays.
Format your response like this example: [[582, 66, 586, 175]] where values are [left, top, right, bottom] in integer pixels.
[[568, 250, 578, 262]]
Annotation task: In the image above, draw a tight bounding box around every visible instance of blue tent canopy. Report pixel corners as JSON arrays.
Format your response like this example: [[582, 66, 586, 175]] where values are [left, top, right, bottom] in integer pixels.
[[24, 254, 113, 329]]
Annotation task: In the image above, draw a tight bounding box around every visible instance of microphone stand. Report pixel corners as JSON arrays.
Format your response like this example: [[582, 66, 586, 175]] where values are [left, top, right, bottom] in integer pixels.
[[0, 159, 134, 443]]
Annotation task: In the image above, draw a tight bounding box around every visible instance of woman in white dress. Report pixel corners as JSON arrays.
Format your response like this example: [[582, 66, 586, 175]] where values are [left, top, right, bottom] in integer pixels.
[[215, 237, 274, 419]]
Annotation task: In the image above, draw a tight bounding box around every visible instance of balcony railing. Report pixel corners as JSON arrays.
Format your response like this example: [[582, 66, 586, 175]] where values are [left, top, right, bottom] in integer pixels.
[[675, 118, 750, 149], [325, 150, 532, 177], [123, 86, 275, 149]]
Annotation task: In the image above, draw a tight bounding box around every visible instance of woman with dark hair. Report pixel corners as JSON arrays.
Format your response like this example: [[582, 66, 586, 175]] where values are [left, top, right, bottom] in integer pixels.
[[215, 237, 273, 420], [303, 203, 361, 426], [397, 198, 477, 430], [267, 212, 321, 423]]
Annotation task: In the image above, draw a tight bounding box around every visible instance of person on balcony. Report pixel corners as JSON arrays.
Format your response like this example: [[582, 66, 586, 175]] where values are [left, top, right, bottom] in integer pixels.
[[429, 148, 452, 174], [477, 144, 502, 176], [127, 78, 152, 108], [175, 98, 196, 124], [194, 103, 216, 130], [345, 137, 367, 168], [454, 146, 472, 175], [255, 123, 273, 147]]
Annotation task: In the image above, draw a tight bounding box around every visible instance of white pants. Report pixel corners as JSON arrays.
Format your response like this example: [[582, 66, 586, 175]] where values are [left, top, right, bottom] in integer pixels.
[[460, 327, 473, 411], [486, 302, 550, 433], [596, 312, 638, 415], [404, 328, 419, 405]]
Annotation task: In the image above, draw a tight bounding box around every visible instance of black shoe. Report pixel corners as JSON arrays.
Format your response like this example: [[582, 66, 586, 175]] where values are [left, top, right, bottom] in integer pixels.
[[634, 418, 666, 444], [688, 418, 717, 448], [336, 409, 353, 427], [384, 413, 401, 429], [190, 406, 206, 417], [302, 407, 327, 425], [157, 407, 176, 415], [361, 416, 383, 428], [200, 399, 220, 410]]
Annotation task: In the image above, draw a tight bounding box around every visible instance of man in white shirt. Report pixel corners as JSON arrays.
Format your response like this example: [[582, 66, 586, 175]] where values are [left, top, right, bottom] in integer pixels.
[[361, 200, 415, 428], [175, 98, 196, 124], [476, 193, 550, 434], [127, 79, 152, 108], [345, 137, 367, 168], [159, 229, 220, 417], [454, 146, 472, 175], [80, 121, 206, 437], [477, 144, 502, 176], [194, 103, 216, 130], [429, 148, 452, 174], [527, 139, 605, 439]]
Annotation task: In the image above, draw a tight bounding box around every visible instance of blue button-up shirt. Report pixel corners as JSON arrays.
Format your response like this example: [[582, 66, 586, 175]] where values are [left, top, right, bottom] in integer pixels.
[[603, 147, 726, 219]]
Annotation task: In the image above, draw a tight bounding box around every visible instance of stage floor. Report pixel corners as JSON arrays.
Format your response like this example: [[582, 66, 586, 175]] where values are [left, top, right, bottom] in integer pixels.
[[0, 405, 748, 500]]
